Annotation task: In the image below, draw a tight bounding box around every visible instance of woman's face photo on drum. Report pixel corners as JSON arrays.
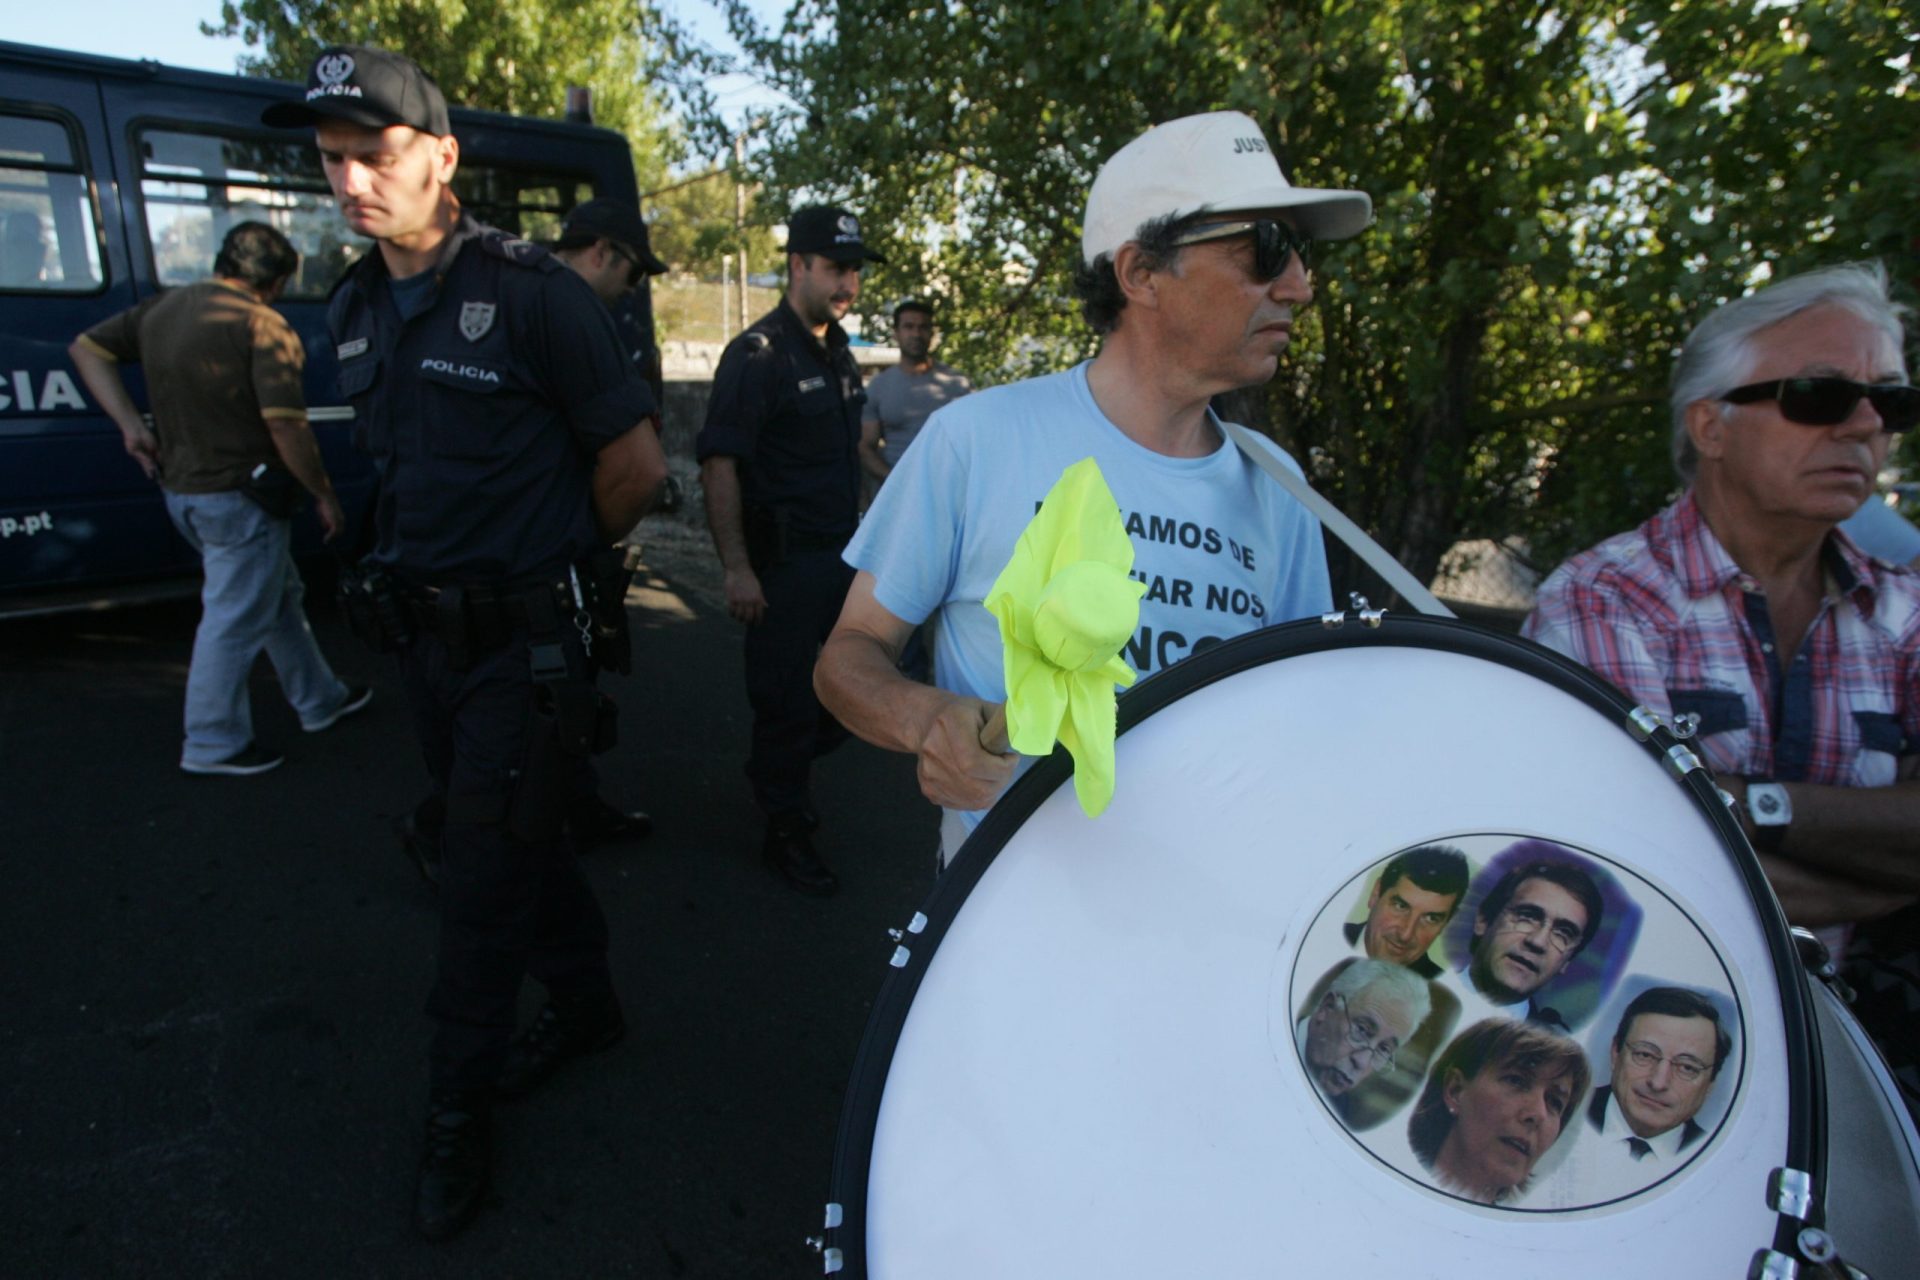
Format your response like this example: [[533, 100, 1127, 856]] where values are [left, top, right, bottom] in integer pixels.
[[1412, 1019, 1590, 1205]]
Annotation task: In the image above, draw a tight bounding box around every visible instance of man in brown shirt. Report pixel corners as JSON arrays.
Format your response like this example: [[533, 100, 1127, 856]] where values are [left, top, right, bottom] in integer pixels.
[[69, 221, 368, 775]]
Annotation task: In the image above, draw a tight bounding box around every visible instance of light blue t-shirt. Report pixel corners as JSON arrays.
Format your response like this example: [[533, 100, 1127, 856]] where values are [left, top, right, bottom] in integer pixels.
[[1840, 497, 1920, 566], [844, 360, 1332, 848]]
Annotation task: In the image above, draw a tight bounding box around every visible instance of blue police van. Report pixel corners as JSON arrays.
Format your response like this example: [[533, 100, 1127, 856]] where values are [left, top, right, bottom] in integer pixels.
[[0, 40, 643, 616]]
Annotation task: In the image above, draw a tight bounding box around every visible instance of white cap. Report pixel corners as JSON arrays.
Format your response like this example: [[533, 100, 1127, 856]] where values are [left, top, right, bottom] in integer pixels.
[[1081, 111, 1372, 266]]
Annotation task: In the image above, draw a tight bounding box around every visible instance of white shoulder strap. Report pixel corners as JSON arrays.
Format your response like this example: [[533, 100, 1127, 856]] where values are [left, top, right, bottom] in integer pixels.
[[1219, 420, 1455, 618]]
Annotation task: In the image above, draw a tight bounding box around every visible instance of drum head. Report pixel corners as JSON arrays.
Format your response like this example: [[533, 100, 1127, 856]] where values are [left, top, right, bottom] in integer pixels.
[[830, 616, 1828, 1277]]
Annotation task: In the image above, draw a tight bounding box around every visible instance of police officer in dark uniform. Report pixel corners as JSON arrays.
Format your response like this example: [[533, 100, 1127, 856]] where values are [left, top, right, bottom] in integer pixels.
[[552, 197, 670, 410], [263, 46, 665, 1241], [696, 205, 881, 895]]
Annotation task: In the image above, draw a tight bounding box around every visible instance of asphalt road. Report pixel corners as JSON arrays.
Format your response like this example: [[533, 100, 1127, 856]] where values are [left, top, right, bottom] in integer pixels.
[[0, 531, 938, 1279]]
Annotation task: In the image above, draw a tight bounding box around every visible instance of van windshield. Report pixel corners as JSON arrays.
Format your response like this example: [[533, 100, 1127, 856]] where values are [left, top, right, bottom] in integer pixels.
[[139, 127, 596, 299]]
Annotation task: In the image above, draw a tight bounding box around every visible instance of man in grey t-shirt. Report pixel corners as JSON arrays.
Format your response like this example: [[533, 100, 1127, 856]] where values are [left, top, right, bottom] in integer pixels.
[[859, 299, 974, 487]]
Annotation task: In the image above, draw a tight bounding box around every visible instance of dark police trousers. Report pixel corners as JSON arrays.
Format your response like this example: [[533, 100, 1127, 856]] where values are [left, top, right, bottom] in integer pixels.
[[744, 547, 855, 819], [398, 625, 614, 1095]]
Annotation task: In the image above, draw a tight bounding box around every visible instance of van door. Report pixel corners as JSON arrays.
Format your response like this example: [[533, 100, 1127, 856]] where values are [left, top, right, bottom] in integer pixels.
[[0, 60, 151, 599]]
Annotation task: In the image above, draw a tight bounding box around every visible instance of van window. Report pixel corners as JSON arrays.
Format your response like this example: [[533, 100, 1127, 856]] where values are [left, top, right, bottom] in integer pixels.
[[140, 125, 600, 296], [0, 112, 105, 293], [139, 127, 360, 299], [454, 168, 594, 244]]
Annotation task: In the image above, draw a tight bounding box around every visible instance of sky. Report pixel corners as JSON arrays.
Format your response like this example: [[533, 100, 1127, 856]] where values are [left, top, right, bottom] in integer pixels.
[[7, 0, 789, 139]]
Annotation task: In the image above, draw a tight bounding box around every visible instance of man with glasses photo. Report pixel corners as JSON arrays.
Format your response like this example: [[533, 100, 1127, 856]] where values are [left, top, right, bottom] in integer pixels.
[[1294, 959, 1431, 1123], [817, 111, 1361, 868], [1587, 988, 1729, 1179], [1454, 856, 1605, 1034], [1523, 263, 1920, 1118]]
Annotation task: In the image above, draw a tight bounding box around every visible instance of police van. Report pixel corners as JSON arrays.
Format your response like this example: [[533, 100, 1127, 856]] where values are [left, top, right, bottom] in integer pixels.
[[0, 40, 643, 616]]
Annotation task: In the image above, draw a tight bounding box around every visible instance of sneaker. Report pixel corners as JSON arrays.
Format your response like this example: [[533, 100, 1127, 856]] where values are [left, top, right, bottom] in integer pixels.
[[180, 744, 285, 777], [304, 685, 373, 733]]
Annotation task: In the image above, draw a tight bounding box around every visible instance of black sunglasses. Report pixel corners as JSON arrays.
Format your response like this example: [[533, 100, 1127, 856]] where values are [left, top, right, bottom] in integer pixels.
[[1168, 219, 1312, 281], [1721, 376, 1920, 433], [605, 240, 644, 289]]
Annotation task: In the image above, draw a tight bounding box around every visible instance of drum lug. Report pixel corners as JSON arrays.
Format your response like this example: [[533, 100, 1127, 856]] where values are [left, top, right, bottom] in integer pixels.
[[1750, 1233, 1873, 1280], [1626, 705, 1664, 740], [810, 1204, 846, 1273], [1662, 743, 1705, 778], [887, 912, 929, 943], [1319, 595, 1386, 628], [1769, 1166, 1815, 1219]]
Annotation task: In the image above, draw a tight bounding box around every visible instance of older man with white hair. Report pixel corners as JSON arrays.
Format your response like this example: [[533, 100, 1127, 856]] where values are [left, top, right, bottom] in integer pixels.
[[817, 111, 1368, 868], [1523, 262, 1920, 1116], [1296, 959, 1433, 1118]]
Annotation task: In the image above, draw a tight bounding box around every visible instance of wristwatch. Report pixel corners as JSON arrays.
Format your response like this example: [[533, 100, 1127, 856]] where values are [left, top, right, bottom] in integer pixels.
[[1745, 780, 1792, 851]]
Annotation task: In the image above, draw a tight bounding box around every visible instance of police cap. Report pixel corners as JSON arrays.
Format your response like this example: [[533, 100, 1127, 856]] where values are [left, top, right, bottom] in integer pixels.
[[261, 45, 453, 137], [785, 205, 886, 265], [565, 198, 669, 275]]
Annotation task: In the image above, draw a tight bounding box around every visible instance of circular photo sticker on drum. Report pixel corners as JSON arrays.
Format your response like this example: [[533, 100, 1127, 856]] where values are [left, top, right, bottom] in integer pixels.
[[1277, 835, 1743, 1212]]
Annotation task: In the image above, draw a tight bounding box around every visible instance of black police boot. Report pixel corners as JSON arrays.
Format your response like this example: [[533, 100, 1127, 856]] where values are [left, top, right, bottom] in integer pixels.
[[414, 1091, 492, 1242], [567, 795, 654, 850], [496, 990, 626, 1100], [762, 814, 839, 896]]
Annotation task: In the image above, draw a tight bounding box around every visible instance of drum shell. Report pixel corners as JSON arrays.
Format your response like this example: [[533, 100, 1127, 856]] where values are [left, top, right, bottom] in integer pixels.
[[829, 616, 1916, 1277]]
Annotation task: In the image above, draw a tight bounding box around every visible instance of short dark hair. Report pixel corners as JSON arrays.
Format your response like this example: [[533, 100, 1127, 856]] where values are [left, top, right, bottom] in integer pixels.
[[893, 298, 933, 325], [1070, 210, 1209, 335], [1374, 845, 1470, 914], [1408, 1019, 1591, 1175], [1475, 849, 1605, 957], [214, 221, 298, 290], [1611, 986, 1733, 1077]]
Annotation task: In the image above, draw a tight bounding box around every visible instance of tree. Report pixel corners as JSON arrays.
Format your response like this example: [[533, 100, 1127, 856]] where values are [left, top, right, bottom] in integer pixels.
[[205, 0, 676, 190], [669, 0, 1917, 593], [643, 166, 783, 279]]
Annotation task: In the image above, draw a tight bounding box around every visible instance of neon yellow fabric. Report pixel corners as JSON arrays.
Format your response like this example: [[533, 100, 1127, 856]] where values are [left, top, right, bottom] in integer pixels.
[[983, 457, 1145, 816]]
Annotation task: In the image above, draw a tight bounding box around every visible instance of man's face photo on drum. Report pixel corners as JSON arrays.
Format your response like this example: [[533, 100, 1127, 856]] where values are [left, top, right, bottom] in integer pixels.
[[1363, 874, 1460, 968], [1298, 961, 1428, 1101], [1610, 1009, 1724, 1140], [1470, 875, 1591, 1002]]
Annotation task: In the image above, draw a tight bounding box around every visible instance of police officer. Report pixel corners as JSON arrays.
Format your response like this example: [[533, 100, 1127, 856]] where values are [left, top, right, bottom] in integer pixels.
[[264, 46, 665, 1241], [391, 198, 663, 880], [554, 196, 669, 400], [555, 197, 679, 513], [696, 205, 881, 895]]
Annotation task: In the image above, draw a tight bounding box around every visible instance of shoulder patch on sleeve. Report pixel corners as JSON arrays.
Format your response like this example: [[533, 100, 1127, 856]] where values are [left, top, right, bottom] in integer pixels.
[[476, 230, 564, 273]]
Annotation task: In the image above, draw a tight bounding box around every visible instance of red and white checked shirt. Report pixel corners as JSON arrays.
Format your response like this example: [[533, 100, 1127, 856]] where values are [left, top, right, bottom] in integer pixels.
[[1523, 492, 1920, 789]]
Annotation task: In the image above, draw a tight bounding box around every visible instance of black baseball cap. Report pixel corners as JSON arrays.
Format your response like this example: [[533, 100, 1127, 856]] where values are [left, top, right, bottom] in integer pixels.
[[261, 45, 452, 137], [785, 205, 885, 265], [564, 198, 668, 275]]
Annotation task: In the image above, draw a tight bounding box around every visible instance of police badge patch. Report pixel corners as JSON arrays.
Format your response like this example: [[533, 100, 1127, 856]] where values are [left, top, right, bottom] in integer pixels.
[[459, 301, 496, 342], [316, 53, 355, 86]]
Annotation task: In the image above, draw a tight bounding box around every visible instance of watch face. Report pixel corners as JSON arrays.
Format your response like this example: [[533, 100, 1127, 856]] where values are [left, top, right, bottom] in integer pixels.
[[1750, 786, 1788, 825]]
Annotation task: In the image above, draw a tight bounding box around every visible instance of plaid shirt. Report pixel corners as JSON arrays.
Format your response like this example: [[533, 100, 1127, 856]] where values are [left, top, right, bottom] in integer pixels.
[[1523, 491, 1920, 788]]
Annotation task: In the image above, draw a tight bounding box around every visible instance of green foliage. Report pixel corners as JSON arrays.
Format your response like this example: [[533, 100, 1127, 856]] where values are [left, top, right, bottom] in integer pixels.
[[644, 167, 784, 279], [667, 0, 1918, 590], [204, 0, 676, 190]]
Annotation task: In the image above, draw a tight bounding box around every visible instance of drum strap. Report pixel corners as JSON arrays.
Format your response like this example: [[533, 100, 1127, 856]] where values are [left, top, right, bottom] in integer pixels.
[[1219, 421, 1456, 618]]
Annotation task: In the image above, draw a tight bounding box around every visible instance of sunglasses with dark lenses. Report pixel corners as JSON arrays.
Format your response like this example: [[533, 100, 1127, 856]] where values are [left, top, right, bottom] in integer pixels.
[[1168, 219, 1313, 281], [1721, 376, 1920, 433], [605, 240, 644, 289]]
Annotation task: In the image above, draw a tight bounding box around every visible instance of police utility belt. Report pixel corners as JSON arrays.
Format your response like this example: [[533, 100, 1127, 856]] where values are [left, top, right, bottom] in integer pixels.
[[338, 552, 638, 760]]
